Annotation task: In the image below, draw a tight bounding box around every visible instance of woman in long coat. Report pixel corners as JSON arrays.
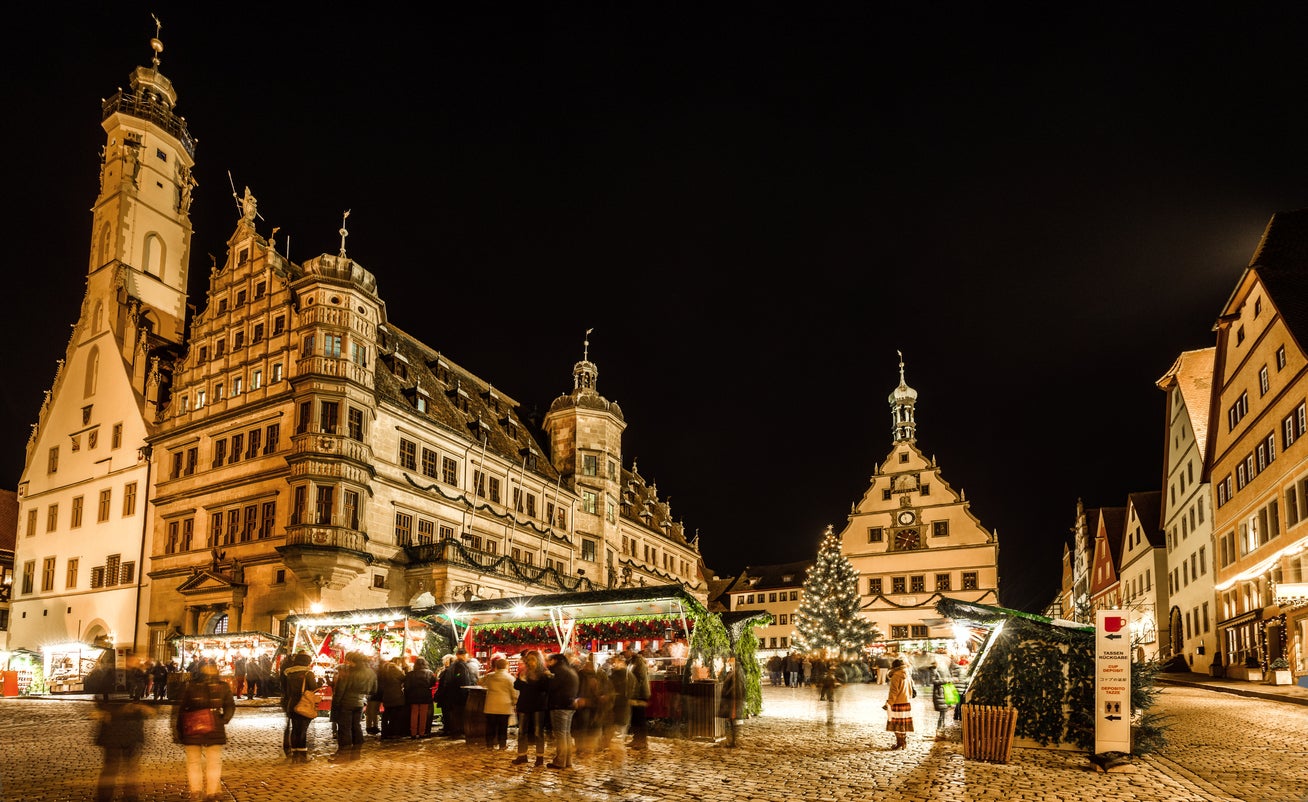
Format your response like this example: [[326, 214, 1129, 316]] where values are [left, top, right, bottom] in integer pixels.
[[403, 657, 436, 738], [173, 660, 237, 800], [885, 658, 914, 750]]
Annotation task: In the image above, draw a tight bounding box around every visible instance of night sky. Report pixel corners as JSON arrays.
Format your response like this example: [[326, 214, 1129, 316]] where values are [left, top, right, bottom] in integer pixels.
[[8, 6, 1308, 612]]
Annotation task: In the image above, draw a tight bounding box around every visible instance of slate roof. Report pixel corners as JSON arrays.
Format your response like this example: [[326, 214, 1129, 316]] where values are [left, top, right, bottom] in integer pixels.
[[1235, 208, 1308, 352], [1099, 506, 1128, 570], [1128, 490, 1165, 548], [738, 560, 813, 591]]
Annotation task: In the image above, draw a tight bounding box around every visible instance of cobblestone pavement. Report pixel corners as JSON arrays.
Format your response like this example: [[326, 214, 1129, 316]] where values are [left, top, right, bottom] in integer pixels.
[[1, 682, 1305, 801]]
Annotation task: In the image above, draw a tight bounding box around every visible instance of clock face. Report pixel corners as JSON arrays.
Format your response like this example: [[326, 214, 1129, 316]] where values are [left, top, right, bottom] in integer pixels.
[[897, 510, 915, 525], [895, 529, 920, 550]]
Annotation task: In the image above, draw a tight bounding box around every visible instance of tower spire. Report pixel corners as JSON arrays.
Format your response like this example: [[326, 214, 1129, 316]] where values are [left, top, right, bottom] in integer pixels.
[[150, 14, 163, 69], [888, 350, 918, 443]]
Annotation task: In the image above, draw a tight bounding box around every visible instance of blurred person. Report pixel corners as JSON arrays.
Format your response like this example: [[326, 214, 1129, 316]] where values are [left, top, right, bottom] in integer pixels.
[[281, 651, 321, 763], [511, 650, 550, 765], [479, 656, 518, 750], [929, 663, 955, 737], [173, 660, 236, 802], [545, 652, 579, 768], [232, 655, 247, 698], [436, 649, 476, 739], [244, 655, 264, 700], [377, 656, 408, 740], [331, 651, 377, 762], [625, 649, 651, 750], [603, 653, 631, 754], [876, 653, 892, 684], [403, 657, 436, 739], [574, 654, 613, 757], [92, 681, 153, 801], [717, 655, 745, 747], [151, 659, 170, 702]]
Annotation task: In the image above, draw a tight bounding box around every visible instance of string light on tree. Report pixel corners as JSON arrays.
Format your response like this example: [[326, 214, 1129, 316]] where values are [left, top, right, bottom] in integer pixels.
[[792, 525, 882, 659]]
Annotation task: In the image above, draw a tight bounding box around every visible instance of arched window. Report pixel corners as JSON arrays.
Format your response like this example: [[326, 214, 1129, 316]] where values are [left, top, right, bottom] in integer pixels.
[[143, 233, 164, 276], [208, 614, 229, 635], [92, 301, 104, 333], [96, 222, 112, 269], [84, 346, 99, 398]]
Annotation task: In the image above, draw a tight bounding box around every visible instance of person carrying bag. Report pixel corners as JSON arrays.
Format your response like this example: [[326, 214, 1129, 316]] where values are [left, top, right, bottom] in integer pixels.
[[173, 660, 236, 801], [281, 651, 321, 763]]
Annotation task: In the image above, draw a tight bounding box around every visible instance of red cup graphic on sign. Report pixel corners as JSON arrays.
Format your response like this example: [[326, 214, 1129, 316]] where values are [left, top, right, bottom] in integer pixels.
[[1103, 616, 1125, 633]]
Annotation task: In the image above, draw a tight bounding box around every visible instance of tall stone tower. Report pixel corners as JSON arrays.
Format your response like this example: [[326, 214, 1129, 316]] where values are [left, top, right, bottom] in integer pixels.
[[12, 23, 194, 669], [542, 331, 627, 583]]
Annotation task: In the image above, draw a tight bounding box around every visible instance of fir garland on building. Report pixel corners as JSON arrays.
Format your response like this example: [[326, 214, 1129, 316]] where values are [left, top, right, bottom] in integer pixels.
[[791, 526, 882, 658]]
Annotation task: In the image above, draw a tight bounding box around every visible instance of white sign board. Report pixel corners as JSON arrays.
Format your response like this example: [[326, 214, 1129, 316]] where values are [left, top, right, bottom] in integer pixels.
[[1095, 610, 1131, 755]]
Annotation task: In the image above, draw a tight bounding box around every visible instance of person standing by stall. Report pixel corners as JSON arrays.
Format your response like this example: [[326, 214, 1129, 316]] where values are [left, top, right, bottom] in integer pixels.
[[377, 657, 408, 740], [173, 660, 237, 801], [511, 650, 549, 766], [479, 656, 518, 750], [330, 651, 377, 762], [436, 650, 475, 739], [717, 655, 745, 747], [625, 649, 651, 751], [545, 652, 579, 769], [403, 657, 436, 739], [281, 652, 320, 763]]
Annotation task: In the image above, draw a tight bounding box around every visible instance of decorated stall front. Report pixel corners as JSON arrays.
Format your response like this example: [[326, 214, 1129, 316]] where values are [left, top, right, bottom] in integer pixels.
[[414, 584, 750, 734], [169, 630, 285, 697]]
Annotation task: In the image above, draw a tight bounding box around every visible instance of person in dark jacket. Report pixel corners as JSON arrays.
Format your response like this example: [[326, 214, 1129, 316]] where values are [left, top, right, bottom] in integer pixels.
[[280, 651, 320, 763], [545, 652, 579, 769], [403, 657, 436, 739], [93, 691, 153, 801], [173, 660, 237, 801], [436, 650, 476, 738], [511, 650, 550, 765], [151, 660, 171, 701], [377, 657, 408, 739], [625, 649, 651, 750], [331, 651, 378, 761]]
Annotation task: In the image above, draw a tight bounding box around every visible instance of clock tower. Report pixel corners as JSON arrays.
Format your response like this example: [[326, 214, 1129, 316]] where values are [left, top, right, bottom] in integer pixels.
[[834, 353, 1000, 652]]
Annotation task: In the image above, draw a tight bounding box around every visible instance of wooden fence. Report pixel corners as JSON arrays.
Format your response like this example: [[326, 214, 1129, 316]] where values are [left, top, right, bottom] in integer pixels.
[[960, 703, 1017, 763]]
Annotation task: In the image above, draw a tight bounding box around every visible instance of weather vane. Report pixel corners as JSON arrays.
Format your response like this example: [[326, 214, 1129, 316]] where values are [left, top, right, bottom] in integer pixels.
[[584, 327, 593, 361], [339, 210, 351, 258], [149, 14, 164, 68]]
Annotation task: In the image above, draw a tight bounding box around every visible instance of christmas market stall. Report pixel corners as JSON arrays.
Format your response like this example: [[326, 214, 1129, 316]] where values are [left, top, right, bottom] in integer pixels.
[[168, 630, 285, 696], [413, 583, 753, 733], [283, 607, 434, 715], [936, 598, 1168, 761]]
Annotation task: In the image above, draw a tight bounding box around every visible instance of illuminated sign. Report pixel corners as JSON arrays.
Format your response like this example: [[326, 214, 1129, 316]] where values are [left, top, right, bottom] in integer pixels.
[[1095, 610, 1131, 755]]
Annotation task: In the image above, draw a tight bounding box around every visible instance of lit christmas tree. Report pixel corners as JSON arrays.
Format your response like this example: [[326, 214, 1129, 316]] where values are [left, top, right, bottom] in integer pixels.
[[792, 525, 882, 658]]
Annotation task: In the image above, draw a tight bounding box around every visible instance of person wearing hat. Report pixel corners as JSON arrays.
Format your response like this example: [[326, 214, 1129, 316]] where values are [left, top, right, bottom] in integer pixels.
[[885, 658, 915, 750]]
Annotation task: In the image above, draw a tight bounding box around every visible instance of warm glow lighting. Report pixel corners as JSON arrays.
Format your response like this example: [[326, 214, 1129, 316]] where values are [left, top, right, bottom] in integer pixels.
[[310, 602, 324, 613]]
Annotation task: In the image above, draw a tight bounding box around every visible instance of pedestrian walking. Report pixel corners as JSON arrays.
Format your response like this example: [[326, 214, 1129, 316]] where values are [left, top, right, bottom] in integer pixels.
[[173, 660, 236, 802], [92, 688, 153, 801], [511, 650, 550, 766], [885, 658, 914, 750], [280, 651, 320, 763], [929, 663, 955, 737]]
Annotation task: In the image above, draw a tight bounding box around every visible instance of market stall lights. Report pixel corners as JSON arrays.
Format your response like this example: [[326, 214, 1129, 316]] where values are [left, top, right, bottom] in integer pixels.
[[310, 602, 324, 613]]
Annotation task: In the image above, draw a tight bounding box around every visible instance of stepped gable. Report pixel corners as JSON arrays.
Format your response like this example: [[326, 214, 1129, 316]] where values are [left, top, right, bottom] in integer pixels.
[[373, 323, 560, 485]]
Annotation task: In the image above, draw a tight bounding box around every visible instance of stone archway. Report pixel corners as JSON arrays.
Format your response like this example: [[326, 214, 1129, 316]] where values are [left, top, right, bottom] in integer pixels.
[[1168, 606, 1184, 663]]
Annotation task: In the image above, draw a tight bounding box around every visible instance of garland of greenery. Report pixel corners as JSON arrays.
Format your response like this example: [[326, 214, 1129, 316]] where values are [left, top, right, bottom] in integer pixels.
[[472, 615, 691, 648]]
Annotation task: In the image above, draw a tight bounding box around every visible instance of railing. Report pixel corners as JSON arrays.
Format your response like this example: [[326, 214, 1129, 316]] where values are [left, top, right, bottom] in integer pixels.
[[296, 356, 373, 388], [283, 525, 368, 553], [404, 537, 596, 594], [291, 431, 373, 463], [102, 90, 196, 156]]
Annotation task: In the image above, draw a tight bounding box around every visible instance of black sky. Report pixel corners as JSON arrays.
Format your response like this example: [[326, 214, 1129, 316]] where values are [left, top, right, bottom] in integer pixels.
[[7, 6, 1308, 612]]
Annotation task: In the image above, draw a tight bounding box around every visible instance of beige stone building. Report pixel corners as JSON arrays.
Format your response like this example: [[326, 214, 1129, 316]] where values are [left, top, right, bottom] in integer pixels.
[[13, 31, 706, 677], [1208, 210, 1308, 677], [1156, 348, 1218, 673], [838, 357, 999, 649], [1115, 491, 1167, 661], [10, 38, 194, 687], [717, 560, 811, 659]]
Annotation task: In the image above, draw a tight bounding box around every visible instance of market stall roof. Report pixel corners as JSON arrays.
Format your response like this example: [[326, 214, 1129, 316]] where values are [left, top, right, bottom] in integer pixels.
[[284, 607, 430, 630], [412, 583, 701, 626], [168, 630, 285, 646], [935, 598, 1094, 633]]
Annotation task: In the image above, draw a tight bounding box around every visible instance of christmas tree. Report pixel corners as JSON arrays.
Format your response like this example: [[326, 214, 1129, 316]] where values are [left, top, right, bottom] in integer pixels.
[[792, 525, 882, 658]]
